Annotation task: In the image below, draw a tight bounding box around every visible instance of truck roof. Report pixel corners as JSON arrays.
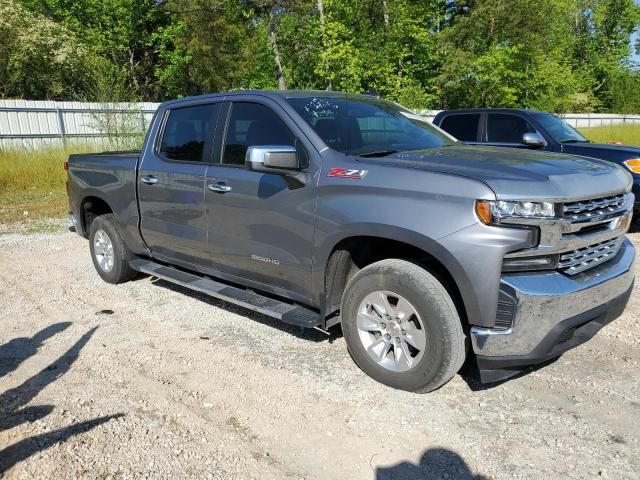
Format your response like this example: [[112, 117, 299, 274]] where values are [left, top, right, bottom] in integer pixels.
[[436, 108, 549, 115], [160, 89, 384, 108]]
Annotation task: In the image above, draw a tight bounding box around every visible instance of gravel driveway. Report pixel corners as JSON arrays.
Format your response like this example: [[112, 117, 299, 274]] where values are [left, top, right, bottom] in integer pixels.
[[0, 229, 638, 480]]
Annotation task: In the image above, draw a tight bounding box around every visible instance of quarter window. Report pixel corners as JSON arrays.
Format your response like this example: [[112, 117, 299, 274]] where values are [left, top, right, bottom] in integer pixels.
[[439, 114, 480, 142], [222, 103, 296, 166], [159, 104, 219, 162]]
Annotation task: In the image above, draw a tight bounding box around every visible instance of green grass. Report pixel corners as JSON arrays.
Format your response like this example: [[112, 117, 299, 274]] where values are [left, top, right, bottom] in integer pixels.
[[0, 146, 100, 227], [579, 124, 640, 146]]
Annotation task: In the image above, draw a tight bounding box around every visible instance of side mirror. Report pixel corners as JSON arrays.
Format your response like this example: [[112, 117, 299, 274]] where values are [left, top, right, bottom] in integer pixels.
[[522, 132, 546, 148], [245, 145, 300, 175]]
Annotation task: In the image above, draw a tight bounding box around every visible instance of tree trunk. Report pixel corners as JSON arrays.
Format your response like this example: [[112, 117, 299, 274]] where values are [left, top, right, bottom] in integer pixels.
[[317, 0, 332, 90], [268, 7, 286, 90], [382, 0, 389, 28]]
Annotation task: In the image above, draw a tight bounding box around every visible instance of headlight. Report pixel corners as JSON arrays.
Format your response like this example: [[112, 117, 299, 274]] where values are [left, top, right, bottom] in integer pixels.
[[623, 159, 640, 174], [475, 200, 556, 225]]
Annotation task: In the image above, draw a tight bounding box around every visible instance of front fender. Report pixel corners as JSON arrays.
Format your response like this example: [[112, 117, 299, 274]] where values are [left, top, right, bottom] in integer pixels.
[[313, 222, 531, 328]]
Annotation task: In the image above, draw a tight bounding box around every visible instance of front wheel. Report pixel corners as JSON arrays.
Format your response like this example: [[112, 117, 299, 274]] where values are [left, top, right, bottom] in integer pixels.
[[89, 214, 136, 284], [341, 259, 466, 393]]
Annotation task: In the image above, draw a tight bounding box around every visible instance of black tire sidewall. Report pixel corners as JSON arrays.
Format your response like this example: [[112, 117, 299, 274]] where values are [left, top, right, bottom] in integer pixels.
[[341, 261, 462, 392]]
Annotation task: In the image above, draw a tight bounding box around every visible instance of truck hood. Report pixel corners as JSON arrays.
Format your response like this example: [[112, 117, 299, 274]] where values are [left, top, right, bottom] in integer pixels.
[[379, 145, 632, 201], [560, 142, 640, 164]]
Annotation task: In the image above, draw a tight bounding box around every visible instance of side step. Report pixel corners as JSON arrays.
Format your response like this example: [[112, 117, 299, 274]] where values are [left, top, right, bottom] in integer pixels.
[[129, 258, 323, 328]]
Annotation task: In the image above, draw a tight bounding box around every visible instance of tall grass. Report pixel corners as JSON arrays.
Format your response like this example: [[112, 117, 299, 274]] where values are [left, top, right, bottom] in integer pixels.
[[580, 124, 640, 146], [0, 146, 100, 225]]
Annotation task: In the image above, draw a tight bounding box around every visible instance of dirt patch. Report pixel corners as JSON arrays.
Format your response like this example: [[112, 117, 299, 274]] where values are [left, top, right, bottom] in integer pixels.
[[0, 230, 638, 479]]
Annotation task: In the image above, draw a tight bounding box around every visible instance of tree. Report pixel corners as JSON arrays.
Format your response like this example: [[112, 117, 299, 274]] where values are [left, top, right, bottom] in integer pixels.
[[0, 0, 101, 99]]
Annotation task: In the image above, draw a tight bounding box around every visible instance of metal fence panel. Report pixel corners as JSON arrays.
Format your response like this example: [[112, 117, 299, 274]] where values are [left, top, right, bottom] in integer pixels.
[[0, 100, 159, 149], [1, 100, 639, 149]]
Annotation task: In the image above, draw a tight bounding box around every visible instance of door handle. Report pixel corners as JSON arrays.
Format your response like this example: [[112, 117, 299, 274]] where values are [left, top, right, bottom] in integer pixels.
[[208, 182, 232, 193], [141, 175, 158, 185]]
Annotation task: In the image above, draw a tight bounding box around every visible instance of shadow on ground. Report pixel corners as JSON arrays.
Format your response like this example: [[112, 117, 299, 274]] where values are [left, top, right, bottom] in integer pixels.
[[457, 353, 559, 391], [0, 324, 124, 474], [150, 277, 344, 344], [375, 448, 490, 479], [0, 322, 71, 380]]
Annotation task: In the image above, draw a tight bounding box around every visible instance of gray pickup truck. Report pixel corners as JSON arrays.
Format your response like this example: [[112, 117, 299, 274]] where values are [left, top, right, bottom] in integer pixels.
[[67, 91, 636, 392]]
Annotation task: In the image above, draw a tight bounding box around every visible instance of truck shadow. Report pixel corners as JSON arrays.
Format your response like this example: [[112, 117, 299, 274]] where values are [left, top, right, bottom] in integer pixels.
[[375, 447, 490, 479], [0, 325, 124, 474], [457, 354, 560, 391], [150, 278, 343, 343]]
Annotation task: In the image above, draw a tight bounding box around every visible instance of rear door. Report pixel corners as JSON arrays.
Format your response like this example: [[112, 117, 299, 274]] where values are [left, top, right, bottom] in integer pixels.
[[203, 98, 319, 302], [437, 113, 482, 144], [138, 101, 222, 266], [484, 113, 540, 149]]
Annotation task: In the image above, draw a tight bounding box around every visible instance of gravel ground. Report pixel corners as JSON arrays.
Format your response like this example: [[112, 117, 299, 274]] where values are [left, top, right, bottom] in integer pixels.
[[0, 228, 638, 480]]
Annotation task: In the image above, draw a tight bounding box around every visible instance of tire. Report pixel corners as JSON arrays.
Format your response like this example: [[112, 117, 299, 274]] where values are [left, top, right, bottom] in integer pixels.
[[341, 259, 466, 393], [89, 214, 136, 284]]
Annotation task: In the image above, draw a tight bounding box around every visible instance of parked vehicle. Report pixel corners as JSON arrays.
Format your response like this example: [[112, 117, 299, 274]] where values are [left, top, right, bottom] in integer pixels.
[[67, 91, 635, 392], [432, 108, 640, 220]]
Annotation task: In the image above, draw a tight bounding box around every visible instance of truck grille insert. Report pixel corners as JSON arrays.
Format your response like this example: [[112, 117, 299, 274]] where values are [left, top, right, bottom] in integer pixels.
[[563, 194, 627, 223], [558, 238, 623, 275]]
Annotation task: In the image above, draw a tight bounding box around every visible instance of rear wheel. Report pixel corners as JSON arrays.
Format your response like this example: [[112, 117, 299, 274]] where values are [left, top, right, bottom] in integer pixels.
[[341, 259, 466, 393], [89, 214, 136, 284]]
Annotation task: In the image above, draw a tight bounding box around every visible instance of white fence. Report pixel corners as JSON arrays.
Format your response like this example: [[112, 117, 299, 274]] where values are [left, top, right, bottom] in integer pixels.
[[1, 100, 639, 150], [0, 100, 159, 149]]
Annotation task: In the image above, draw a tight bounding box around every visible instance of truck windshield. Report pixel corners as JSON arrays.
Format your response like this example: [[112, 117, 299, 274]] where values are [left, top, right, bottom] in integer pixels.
[[531, 112, 589, 144], [286, 95, 455, 157]]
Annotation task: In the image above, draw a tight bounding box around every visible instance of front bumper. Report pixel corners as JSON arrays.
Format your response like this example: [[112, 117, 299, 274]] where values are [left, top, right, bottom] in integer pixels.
[[471, 237, 635, 383]]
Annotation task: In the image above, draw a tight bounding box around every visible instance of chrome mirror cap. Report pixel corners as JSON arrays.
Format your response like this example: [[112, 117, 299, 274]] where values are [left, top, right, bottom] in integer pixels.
[[522, 132, 546, 147], [245, 145, 298, 171]]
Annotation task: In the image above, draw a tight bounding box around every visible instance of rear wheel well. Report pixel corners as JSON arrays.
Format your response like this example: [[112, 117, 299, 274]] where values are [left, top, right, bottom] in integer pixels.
[[324, 236, 467, 326], [81, 197, 113, 236]]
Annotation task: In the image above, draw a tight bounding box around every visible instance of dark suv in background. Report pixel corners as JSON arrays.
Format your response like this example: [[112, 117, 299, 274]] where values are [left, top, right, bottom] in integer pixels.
[[433, 109, 640, 219]]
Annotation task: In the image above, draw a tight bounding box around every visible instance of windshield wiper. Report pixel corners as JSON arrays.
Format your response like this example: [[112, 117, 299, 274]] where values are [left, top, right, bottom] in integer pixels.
[[358, 150, 399, 158]]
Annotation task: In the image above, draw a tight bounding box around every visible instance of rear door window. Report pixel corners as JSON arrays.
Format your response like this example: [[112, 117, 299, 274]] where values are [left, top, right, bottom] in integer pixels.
[[159, 103, 220, 162], [487, 114, 536, 144], [439, 114, 480, 142]]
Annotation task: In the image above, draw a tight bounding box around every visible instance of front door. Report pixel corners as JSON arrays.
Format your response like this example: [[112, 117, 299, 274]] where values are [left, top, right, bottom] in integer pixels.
[[204, 100, 319, 302], [139, 102, 222, 266]]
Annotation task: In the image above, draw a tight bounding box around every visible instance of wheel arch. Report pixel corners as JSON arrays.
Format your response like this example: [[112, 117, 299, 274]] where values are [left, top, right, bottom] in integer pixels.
[[80, 195, 113, 237], [318, 227, 472, 329]]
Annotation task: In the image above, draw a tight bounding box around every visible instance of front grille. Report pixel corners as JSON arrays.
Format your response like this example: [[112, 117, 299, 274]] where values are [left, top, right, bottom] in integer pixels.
[[558, 238, 623, 275], [563, 194, 626, 223]]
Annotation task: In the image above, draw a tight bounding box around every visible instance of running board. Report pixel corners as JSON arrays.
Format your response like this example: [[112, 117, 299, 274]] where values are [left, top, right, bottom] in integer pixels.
[[129, 259, 322, 328]]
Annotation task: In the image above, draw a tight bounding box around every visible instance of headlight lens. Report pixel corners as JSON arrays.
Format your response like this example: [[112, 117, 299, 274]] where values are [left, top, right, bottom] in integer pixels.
[[476, 200, 556, 224], [623, 159, 640, 174]]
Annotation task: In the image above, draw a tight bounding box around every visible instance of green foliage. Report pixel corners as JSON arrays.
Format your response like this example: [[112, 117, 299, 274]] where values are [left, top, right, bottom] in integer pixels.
[[1, 0, 640, 111]]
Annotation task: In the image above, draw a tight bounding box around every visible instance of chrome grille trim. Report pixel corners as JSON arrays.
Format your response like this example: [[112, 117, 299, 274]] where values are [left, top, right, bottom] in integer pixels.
[[558, 237, 624, 276], [564, 194, 627, 223]]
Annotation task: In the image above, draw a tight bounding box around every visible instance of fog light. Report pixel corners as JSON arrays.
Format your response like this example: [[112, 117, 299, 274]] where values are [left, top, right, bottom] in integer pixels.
[[502, 255, 559, 272]]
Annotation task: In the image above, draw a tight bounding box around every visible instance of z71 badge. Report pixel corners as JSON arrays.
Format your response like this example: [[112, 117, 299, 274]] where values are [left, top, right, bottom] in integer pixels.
[[327, 168, 368, 179]]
